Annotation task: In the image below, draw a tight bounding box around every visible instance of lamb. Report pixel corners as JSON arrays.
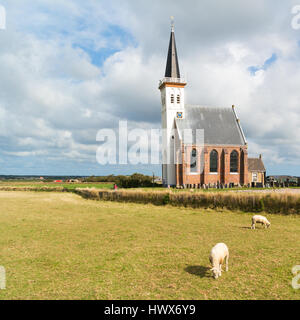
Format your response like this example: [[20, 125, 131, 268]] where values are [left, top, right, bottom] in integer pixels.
[[209, 243, 229, 279], [251, 215, 271, 229]]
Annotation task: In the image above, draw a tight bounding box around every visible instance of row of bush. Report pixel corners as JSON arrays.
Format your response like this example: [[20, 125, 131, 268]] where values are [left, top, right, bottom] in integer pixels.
[[115, 174, 159, 188], [84, 173, 159, 188], [84, 175, 116, 183], [74, 188, 300, 214]]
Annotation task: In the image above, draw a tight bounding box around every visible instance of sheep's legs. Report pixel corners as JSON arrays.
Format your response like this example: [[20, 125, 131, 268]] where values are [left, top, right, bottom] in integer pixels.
[[225, 254, 229, 272]]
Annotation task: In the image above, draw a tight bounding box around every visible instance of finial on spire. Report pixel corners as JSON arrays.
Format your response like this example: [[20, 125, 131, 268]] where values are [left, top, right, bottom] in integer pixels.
[[171, 16, 174, 32]]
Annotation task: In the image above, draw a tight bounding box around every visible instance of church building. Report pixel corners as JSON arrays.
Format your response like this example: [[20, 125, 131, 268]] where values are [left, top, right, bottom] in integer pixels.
[[159, 24, 252, 188]]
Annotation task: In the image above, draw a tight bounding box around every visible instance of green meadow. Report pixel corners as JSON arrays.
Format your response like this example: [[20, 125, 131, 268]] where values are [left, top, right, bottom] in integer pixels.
[[0, 191, 299, 300], [0, 181, 114, 190]]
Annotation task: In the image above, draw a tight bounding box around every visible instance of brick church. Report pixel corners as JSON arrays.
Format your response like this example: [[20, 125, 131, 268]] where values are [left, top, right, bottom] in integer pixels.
[[159, 23, 263, 188]]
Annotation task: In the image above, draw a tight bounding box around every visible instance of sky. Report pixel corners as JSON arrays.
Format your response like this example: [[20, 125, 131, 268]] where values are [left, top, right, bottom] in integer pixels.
[[0, 0, 300, 176]]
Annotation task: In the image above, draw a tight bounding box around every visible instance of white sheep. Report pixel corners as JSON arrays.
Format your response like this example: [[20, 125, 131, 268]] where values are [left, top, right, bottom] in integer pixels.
[[251, 215, 271, 229], [209, 243, 229, 279]]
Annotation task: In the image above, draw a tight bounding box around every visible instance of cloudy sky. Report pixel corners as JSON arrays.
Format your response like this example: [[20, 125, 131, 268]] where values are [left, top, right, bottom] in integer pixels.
[[0, 0, 299, 176]]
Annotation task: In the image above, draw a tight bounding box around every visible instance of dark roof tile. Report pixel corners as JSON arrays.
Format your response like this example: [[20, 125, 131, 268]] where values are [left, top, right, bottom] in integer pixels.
[[248, 158, 266, 172]]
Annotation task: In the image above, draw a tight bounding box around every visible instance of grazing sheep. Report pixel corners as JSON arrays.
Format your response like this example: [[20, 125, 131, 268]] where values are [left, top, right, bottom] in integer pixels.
[[209, 243, 229, 279], [251, 215, 271, 229]]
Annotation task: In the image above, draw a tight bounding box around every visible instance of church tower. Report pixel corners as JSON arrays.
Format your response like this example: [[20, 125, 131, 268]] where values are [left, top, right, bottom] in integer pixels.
[[159, 21, 186, 186]]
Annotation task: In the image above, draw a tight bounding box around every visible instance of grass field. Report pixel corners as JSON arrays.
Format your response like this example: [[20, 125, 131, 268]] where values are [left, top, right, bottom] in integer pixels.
[[0, 191, 299, 300], [0, 181, 114, 190]]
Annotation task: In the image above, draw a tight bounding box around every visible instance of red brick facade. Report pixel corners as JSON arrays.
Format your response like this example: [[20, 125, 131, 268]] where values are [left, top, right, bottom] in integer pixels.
[[176, 144, 249, 187]]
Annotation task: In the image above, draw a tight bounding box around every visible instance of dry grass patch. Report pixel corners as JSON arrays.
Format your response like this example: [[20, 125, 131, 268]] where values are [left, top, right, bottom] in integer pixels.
[[75, 188, 300, 214]]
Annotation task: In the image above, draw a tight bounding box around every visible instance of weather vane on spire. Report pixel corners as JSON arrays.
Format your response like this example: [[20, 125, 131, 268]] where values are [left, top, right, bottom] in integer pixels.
[[171, 16, 174, 31]]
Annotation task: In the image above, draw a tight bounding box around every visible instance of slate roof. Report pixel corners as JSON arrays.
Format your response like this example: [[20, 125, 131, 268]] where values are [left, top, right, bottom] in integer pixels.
[[165, 29, 181, 78], [175, 105, 247, 146], [248, 158, 266, 172]]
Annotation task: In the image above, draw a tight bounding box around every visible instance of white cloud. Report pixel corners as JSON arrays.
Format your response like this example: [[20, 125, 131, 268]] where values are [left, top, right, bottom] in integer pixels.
[[0, 0, 299, 175]]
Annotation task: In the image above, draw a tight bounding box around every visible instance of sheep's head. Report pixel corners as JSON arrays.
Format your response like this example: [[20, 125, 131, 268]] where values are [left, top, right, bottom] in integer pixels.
[[210, 267, 219, 279], [267, 222, 271, 228]]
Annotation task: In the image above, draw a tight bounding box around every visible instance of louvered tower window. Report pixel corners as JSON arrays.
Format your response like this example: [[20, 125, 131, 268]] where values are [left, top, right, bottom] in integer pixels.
[[171, 94, 174, 103]]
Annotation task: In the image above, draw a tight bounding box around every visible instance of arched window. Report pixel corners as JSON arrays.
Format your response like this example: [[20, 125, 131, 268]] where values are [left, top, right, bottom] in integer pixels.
[[230, 150, 239, 173], [210, 150, 218, 173], [190, 148, 197, 173]]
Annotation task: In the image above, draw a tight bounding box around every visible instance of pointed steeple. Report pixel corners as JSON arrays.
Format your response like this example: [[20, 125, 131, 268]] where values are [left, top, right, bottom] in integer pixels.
[[165, 20, 181, 79]]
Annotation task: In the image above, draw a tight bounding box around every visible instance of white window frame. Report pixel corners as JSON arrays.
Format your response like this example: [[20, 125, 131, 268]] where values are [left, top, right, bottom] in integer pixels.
[[252, 172, 258, 182]]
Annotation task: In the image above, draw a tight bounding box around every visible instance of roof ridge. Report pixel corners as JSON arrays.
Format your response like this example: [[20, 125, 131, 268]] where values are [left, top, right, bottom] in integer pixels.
[[185, 104, 232, 110]]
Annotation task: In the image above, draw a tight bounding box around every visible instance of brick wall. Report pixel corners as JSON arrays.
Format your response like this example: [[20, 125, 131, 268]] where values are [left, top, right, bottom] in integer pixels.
[[176, 144, 249, 186]]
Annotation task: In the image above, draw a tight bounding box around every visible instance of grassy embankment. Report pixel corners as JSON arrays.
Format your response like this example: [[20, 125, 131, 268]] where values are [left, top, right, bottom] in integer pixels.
[[75, 188, 300, 214], [0, 181, 299, 214]]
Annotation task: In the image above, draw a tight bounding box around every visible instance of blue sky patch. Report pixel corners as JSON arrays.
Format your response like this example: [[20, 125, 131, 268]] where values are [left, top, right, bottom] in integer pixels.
[[73, 44, 121, 67], [248, 53, 277, 76], [73, 25, 136, 67]]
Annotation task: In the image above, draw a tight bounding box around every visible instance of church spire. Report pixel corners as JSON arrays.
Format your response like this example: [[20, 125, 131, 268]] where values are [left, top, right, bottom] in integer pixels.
[[165, 18, 181, 79]]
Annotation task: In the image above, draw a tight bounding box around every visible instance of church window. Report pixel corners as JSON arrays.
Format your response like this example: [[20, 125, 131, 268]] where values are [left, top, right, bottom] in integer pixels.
[[230, 150, 239, 173], [177, 95, 180, 104], [190, 148, 197, 173], [171, 94, 174, 103], [210, 150, 218, 173]]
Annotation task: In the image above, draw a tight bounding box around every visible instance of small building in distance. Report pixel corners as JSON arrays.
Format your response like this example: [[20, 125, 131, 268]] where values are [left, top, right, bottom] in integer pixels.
[[248, 154, 266, 187], [67, 179, 80, 183]]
